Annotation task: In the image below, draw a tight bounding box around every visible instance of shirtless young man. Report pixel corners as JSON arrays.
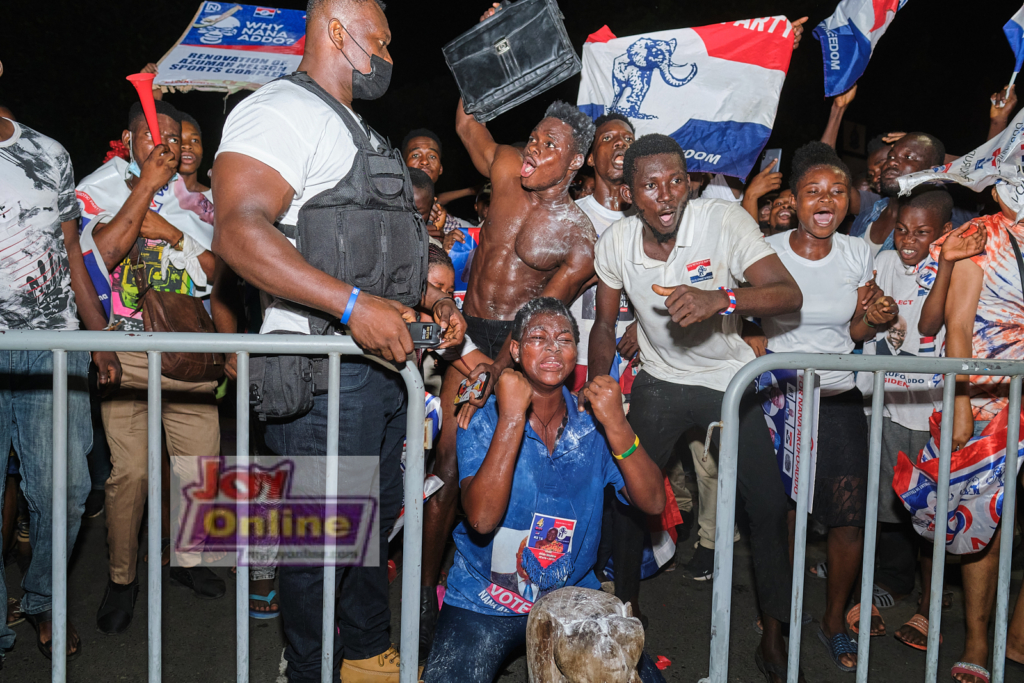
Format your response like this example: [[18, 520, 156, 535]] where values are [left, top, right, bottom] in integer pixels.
[[417, 99, 597, 657]]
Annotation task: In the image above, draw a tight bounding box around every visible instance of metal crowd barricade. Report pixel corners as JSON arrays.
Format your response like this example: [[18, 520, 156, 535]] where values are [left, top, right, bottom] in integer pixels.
[[0, 330, 424, 683], [702, 353, 1024, 683]]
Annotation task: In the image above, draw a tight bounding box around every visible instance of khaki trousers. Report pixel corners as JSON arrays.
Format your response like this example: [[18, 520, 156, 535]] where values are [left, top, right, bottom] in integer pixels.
[[100, 351, 219, 584], [666, 435, 738, 550]]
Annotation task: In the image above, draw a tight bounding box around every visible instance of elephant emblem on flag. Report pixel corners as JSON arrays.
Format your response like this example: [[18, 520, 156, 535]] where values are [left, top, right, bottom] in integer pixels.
[[610, 37, 698, 120]]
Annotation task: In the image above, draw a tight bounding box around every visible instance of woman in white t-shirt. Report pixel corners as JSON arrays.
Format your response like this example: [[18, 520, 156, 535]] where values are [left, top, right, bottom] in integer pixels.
[[760, 142, 899, 674]]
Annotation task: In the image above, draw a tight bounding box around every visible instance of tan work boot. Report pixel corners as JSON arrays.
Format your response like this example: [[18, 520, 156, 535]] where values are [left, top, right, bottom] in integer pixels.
[[341, 645, 423, 682]]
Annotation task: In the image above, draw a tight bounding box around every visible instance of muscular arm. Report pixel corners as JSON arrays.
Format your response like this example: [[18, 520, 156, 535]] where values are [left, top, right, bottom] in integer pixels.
[[738, 254, 803, 317], [212, 153, 356, 318], [212, 152, 416, 362], [456, 99, 499, 178], [945, 259, 984, 449], [588, 280, 622, 383]]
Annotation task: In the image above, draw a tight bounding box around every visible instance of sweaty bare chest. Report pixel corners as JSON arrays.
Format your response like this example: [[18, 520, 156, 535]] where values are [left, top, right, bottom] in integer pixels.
[[514, 215, 578, 273]]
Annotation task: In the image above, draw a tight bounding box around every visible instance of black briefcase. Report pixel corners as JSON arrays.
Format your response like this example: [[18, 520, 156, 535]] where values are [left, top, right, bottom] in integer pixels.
[[443, 0, 581, 122]]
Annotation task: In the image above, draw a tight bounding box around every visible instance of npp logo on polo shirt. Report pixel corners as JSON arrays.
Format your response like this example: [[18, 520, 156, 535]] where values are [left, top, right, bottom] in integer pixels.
[[687, 258, 713, 284]]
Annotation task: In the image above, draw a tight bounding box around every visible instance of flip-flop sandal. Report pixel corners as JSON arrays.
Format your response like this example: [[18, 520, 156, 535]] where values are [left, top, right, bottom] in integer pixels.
[[872, 584, 896, 609], [847, 602, 885, 637], [24, 609, 81, 661], [6, 597, 24, 627], [249, 590, 280, 620], [895, 614, 941, 651], [808, 561, 827, 579], [817, 626, 857, 672], [951, 662, 989, 683]]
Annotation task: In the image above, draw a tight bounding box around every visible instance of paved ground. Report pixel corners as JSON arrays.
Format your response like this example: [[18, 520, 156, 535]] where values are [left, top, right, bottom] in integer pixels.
[[5, 512, 1020, 683]]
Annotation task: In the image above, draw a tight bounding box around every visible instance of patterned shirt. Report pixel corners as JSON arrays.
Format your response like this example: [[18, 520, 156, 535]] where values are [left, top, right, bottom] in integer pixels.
[[0, 120, 80, 330], [930, 212, 1024, 421]]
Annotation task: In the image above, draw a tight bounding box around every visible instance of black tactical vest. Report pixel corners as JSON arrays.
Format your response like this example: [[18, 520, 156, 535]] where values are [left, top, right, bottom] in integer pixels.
[[275, 72, 428, 334]]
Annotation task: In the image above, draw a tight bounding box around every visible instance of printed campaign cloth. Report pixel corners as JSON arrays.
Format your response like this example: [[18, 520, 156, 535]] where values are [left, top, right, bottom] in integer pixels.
[[897, 106, 1024, 222], [893, 405, 1024, 554], [755, 363, 821, 510], [1005, 5, 1024, 74], [76, 157, 215, 325], [154, 3, 306, 93], [812, 0, 909, 97], [577, 18, 795, 178]]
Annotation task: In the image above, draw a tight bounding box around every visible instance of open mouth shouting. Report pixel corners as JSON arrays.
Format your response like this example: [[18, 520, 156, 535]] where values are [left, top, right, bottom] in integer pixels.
[[611, 149, 625, 171], [657, 205, 679, 228], [521, 156, 538, 178], [811, 209, 834, 228], [180, 152, 196, 166]]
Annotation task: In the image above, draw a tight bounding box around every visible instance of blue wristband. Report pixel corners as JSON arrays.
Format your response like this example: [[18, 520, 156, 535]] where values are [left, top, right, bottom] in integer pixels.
[[340, 287, 360, 325]]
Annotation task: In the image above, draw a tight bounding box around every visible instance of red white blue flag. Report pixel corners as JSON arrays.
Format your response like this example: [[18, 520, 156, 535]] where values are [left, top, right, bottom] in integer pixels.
[[812, 0, 909, 97], [576, 18, 795, 178], [1005, 6, 1024, 74]]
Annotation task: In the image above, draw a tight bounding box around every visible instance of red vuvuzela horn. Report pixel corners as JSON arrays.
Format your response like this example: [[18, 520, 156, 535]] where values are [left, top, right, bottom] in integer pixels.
[[126, 72, 161, 146]]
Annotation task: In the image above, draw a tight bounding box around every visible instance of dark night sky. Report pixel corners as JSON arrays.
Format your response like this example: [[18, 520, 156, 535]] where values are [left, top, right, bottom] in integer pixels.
[[1, 0, 1018, 216]]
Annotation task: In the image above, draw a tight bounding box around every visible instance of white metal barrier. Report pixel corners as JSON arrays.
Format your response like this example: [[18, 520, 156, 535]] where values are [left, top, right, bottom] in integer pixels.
[[0, 330, 424, 683], [702, 353, 1023, 683]]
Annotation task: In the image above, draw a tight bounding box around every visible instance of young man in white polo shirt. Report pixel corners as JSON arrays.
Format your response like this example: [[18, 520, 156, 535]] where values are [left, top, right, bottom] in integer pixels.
[[589, 134, 803, 680]]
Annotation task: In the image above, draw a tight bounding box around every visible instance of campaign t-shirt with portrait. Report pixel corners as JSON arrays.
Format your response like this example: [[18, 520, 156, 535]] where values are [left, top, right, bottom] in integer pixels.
[[445, 388, 627, 617], [594, 198, 776, 392], [216, 78, 385, 334], [762, 231, 874, 396], [569, 194, 633, 368], [0, 120, 81, 330], [858, 250, 944, 431]]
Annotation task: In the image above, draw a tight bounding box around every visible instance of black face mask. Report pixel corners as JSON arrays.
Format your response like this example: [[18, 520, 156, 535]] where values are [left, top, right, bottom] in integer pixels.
[[340, 26, 392, 100]]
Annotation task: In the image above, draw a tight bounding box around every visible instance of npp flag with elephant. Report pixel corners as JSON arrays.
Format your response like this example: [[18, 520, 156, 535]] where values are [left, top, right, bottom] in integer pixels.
[[577, 17, 796, 178]]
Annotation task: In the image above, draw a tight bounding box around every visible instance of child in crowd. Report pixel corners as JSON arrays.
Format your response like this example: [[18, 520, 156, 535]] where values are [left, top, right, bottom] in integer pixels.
[[859, 188, 955, 648]]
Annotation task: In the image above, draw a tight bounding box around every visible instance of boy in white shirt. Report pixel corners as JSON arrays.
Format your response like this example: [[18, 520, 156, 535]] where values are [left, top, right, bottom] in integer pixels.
[[860, 188, 953, 648]]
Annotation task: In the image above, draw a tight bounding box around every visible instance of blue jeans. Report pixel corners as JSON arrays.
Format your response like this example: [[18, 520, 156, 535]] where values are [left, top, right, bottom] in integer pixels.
[[0, 350, 92, 652], [424, 603, 667, 682], [262, 358, 406, 682]]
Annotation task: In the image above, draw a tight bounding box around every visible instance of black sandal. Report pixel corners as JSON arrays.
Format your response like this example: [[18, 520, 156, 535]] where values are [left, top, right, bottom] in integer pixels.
[[24, 608, 81, 660]]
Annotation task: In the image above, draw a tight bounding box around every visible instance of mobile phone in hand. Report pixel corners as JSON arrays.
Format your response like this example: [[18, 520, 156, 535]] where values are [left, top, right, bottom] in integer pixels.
[[455, 373, 488, 405], [407, 322, 443, 348], [761, 148, 782, 174]]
